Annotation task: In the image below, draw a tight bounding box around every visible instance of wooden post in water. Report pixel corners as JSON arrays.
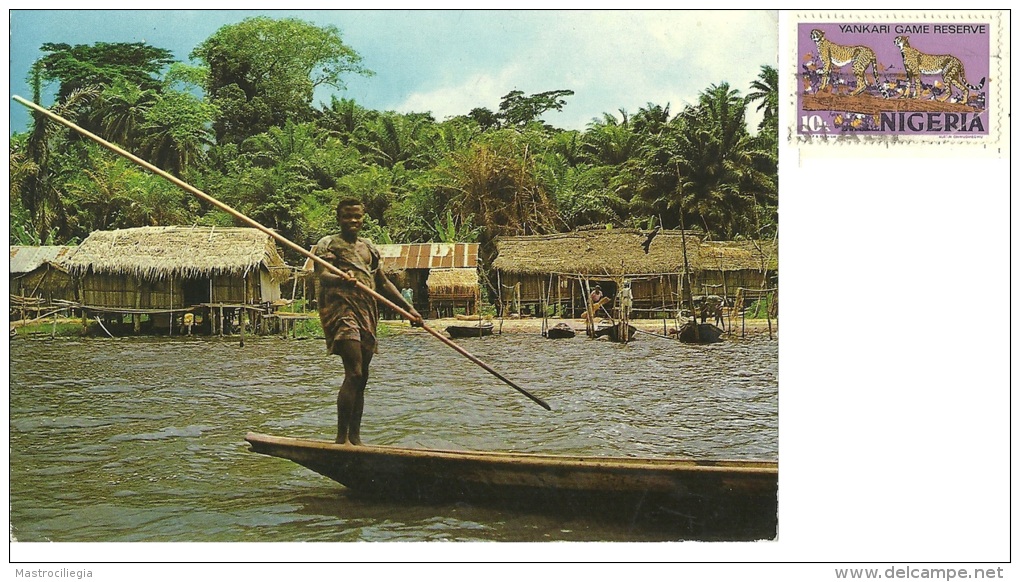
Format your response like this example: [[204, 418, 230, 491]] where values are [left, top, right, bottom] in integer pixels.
[[240, 275, 246, 347]]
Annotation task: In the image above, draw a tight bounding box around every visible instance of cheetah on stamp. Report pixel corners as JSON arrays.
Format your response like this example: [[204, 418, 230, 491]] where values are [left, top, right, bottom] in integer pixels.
[[810, 28, 880, 96], [893, 35, 986, 104]]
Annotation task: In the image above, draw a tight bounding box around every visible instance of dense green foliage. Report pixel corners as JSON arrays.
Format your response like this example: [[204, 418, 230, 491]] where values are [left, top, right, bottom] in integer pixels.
[[11, 16, 778, 265]]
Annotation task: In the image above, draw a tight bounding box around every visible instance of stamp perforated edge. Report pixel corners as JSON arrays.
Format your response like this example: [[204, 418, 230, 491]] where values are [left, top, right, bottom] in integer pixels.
[[785, 11, 1009, 154]]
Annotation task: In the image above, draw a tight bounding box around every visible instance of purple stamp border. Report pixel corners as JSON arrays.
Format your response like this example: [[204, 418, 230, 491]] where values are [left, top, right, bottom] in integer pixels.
[[791, 12, 1006, 143]]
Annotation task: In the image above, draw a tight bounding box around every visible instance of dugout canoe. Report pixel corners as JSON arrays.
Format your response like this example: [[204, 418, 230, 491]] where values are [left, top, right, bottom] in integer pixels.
[[594, 321, 638, 342], [543, 322, 577, 339], [445, 322, 494, 338], [244, 432, 778, 527], [672, 321, 725, 343]]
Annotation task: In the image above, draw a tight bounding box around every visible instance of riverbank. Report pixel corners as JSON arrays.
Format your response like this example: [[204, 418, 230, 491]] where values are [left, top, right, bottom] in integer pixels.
[[11, 313, 777, 339], [385, 315, 778, 338]]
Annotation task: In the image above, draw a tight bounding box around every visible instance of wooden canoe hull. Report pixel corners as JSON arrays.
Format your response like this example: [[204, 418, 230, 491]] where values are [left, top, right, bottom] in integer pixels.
[[446, 324, 493, 336], [594, 322, 638, 342], [445, 323, 494, 338], [244, 432, 777, 527], [674, 322, 725, 343], [543, 323, 576, 339]]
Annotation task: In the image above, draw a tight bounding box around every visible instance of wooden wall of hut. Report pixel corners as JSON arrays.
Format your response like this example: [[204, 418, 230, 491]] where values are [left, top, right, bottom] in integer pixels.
[[80, 271, 273, 309], [698, 269, 775, 301], [627, 276, 681, 317], [12, 266, 76, 304]]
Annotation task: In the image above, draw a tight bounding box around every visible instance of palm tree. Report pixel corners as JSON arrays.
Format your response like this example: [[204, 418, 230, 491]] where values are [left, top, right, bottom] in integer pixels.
[[747, 65, 779, 134], [632, 102, 672, 136], [138, 91, 215, 176], [22, 84, 101, 243], [96, 79, 158, 150], [354, 112, 436, 170]]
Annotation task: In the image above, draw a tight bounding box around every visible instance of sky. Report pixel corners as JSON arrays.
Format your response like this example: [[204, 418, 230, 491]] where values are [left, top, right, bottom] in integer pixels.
[[7, 9, 778, 134]]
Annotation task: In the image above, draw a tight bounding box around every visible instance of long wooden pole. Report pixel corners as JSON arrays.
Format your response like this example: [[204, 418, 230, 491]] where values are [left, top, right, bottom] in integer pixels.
[[14, 95, 550, 411]]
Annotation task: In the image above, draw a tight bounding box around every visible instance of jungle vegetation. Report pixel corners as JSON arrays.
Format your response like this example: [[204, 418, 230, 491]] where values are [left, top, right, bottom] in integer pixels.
[[10, 16, 778, 264]]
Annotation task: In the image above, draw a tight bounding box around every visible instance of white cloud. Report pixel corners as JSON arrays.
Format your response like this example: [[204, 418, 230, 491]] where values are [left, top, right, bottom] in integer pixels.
[[402, 11, 776, 130], [395, 65, 525, 120]]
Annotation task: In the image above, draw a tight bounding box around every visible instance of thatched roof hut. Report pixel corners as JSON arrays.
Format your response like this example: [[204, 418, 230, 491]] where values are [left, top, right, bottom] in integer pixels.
[[697, 240, 779, 273], [62, 227, 289, 330], [379, 243, 478, 271], [300, 242, 480, 314], [63, 226, 289, 283], [10, 245, 78, 304], [426, 268, 480, 317], [491, 229, 778, 318], [10, 245, 77, 276]]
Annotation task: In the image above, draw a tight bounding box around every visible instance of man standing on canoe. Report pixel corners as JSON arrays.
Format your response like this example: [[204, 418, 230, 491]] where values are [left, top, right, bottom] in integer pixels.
[[314, 198, 423, 445]]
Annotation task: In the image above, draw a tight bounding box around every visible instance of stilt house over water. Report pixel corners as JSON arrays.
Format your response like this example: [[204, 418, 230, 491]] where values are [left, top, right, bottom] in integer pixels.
[[491, 229, 777, 318], [61, 226, 289, 334]]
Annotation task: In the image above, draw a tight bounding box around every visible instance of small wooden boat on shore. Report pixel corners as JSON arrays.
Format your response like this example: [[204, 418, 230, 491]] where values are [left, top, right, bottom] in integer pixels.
[[244, 432, 777, 532], [671, 321, 725, 343], [446, 322, 494, 338], [543, 322, 576, 339]]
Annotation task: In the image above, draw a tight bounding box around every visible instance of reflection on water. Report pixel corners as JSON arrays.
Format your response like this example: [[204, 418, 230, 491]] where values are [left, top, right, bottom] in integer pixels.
[[9, 331, 777, 542]]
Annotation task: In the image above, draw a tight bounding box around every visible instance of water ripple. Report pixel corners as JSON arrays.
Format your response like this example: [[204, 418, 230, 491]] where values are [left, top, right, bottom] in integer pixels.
[[10, 333, 777, 541]]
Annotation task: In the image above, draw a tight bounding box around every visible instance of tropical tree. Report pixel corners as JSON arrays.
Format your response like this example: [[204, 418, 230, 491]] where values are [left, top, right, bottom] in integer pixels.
[[747, 65, 779, 134], [581, 111, 640, 166], [191, 16, 372, 144], [95, 79, 158, 150], [316, 96, 370, 144], [137, 90, 216, 176], [20, 86, 101, 243], [33, 41, 174, 103], [670, 83, 777, 238], [631, 102, 673, 136], [354, 111, 437, 170], [443, 129, 560, 236]]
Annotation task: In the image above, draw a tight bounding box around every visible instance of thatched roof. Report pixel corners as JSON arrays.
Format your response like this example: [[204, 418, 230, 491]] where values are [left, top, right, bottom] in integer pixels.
[[493, 229, 695, 275], [61, 226, 290, 283], [427, 268, 479, 295], [492, 229, 777, 275], [10, 246, 76, 275]]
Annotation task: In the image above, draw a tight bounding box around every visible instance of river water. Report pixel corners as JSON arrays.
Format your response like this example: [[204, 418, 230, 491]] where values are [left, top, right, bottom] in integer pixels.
[[9, 329, 777, 543]]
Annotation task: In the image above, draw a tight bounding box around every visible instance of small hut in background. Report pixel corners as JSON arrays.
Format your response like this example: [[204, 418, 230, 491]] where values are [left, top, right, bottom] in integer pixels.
[[302, 242, 479, 318], [10, 245, 78, 319], [62, 226, 289, 334], [427, 268, 480, 317]]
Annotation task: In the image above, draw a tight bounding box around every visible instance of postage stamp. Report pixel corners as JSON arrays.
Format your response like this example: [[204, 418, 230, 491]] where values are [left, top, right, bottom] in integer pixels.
[[791, 12, 1008, 145]]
